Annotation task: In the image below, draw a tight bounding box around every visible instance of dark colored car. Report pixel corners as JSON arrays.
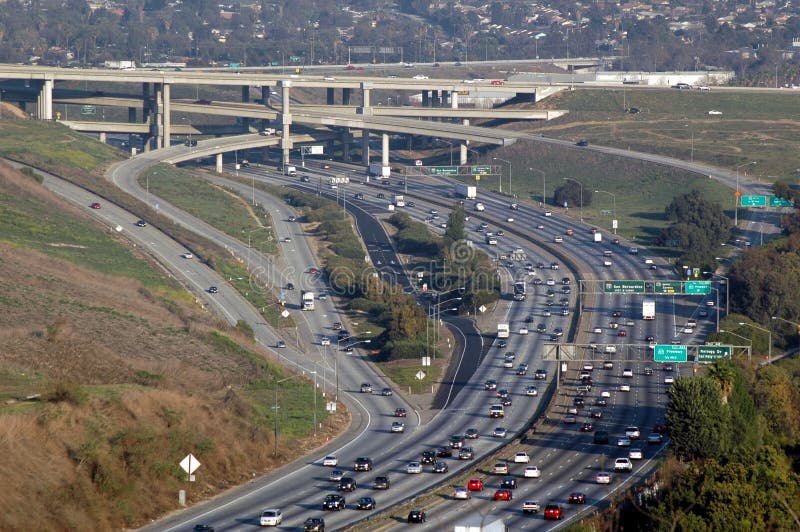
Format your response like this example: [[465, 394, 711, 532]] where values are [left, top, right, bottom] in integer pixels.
[[568, 492, 586, 504], [573, 397, 585, 407], [465, 428, 479, 439], [323, 494, 345, 510], [136, 219, 147, 227], [594, 430, 609, 444], [420, 451, 436, 464], [303, 517, 325, 532], [500, 476, 518, 489], [394, 408, 407, 417], [576, 139, 589, 146], [459, 447, 474, 460], [354, 457, 373, 471], [193, 526, 214, 532], [286, 282, 294, 291], [580, 422, 593, 432], [338, 477, 356, 492], [494, 489, 513, 501], [373, 476, 390, 489], [184, 139, 198, 147], [408, 509, 426, 523], [207, 286, 218, 294], [436, 447, 453, 458], [484, 379, 497, 390], [449, 435, 465, 449], [90, 202, 102, 209], [433, 461, 449, 473], [544, 504, 563, 520], [356, 496, 376, 510]]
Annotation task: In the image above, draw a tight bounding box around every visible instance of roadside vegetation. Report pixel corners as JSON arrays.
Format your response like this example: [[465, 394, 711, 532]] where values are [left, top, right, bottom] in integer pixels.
[[0, 155, 334, 530]]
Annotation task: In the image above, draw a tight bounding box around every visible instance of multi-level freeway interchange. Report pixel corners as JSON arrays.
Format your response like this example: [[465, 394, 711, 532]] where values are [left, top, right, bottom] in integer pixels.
[[84, 130, 772, 532]]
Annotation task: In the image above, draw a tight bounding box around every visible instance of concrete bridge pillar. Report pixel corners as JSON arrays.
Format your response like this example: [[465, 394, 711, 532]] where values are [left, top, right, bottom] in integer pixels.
[[42, 79, 53, 120], [327, 87, 335, 105], [460, 118, 470, 165], [342, 88, 351, 105], [279, 81, 293, 167], [362, 87, 371, 107], [382, 133, 389, 167], [99, 132, 106, 143], [261, 86, 271, 105], [162, 83, 171, 148], [216, 153, 223, 174], [451, 91, 459, 109], [361, 131, 370, 165], [422, 90, 429, 107], [241, 85, 250, 132], [142, 83, 152, 124], [153, 84, 162, 149]]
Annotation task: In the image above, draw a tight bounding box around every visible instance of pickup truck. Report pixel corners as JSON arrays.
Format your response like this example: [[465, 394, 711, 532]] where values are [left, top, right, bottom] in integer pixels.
[[523, 501, 541, 514]]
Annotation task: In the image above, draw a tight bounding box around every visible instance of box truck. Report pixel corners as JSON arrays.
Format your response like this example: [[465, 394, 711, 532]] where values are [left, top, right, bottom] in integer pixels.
[[302, 291, 315, 311], [513, 281, 527, 301], [454, 515, 507, 532], [455, 184, 477, 199], [594, 232, 602, 243], [394, 195, 405, 207], [642, 299, 655, 320], [284, 166, 297, 177], [497, 323, 510, 338], [368, 164, 391, 177]]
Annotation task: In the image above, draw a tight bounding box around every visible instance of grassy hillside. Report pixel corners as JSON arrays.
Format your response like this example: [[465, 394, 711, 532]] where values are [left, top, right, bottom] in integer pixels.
[[0, 133, 336, 529]]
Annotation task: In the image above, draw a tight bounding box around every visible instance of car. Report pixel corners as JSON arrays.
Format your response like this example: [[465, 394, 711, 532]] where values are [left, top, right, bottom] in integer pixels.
[[338, 477, 356, 492], [576, 139, 589, 147], [489, 404, 505, 418], [381, 387, 393, 397], [514, 452, 530, 463], [629, 448, 643, 460], [625, 426, 641, 439], [617, 437, 632, 447], [259, 508, 282, 526], [303, 517, 325, 532], [433, 461, 449, 473], [614, 457, 633, 472], [594, 431, 609, 444], [647, 432, 664, 444], [286, 282, 294, 291], [135, 219, 147, 227], [699, 309, 709, 317], [393, 408, 408, 419], [605, 345, 617, 354], [525, 385, 538, 396], [453, 486, 471, 500], [503, 359, 514, 368], [573, 397, 585, 407], [664, 375, 675, 384], [497, 340, 507, 348], [207, 286, 218, 294], [355, 496, 375, 510], [524, 465, 542, 478], [181, 252, 193, 259], [567, 406, 580, 415], [544, 504, 563, 520], [493, 427, 508, 438], [436, 446, 453, 458], [595, 398, 607, 407], [412, 74, 428, 80], [516, 364, 528, 375], [322, 455, 338, 467], [494, 489, 514, 501], [449, 434, 465, 448], [406, 461, 422, 474], [459, 447, 474, 460], [591, 410, 603, 419], [360, 383, 372, 393], [493, 461, 509, 474], [563, 415, 577, 424], [523, 500, 541, 514], [407, 510, 426, 523], [320, 336, 330, 346], [618, 330, 628, 337], [373, 475, 390, 489], [308, 267, 320, 275], [595, 472, 612, 484], [580, 422, 594, 432], [483, 379, 498, 391], [467, 478, 484, 491], [601, 390, 611, 398], [500, 476, 518, 489], [322, 494, 345, 511], [277, 340, 286, 348], [619, 384, 631, 392], [519, 326, 529, 335], [568, 492, 587, 504], [282, 236, 292, 243], [185, 139, 199, 147], [534, 369, 547, 380], [543, 309, 551, 317], [354, 457, 373, 471], [553, 236, 564, 243], [603, 361, 614, 369]]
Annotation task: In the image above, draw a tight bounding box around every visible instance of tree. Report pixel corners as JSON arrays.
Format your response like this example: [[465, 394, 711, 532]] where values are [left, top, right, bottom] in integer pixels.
[[444, 203, 465, 244], [553, 180, 592, 209], [666, 375, 729, 460]]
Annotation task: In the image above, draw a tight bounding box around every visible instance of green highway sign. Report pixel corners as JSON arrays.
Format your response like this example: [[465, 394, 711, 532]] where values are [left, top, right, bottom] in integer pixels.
[[654, 281, 682, 294], [80, 105, 96, 115], [654, 344, 688, 362], [685, 280, 712, 295], [429, 166, 459, 176], [603, 280, 645, 294], [769, 196, 793, 207], [740, 195, 767, 207], [470, 165, 492, 175], [697, 345, 731, 362]]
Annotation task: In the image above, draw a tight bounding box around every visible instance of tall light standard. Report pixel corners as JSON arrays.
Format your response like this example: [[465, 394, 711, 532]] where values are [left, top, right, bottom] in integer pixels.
[[429, 296, 462, 360], [771, 315, 799, 355], [711, 287, 720, 332], [529, 167, 546, 207], [336, 338, 371, 401], [719, 329, 752, 362], [492, 157, 511, 195], [562, 177, 584, 221], [734, 161, 757, 227], [277, 50, 285, 74], [703, 272, 729, 317], [594, 189, 617, 234], [739, 321, 772, 364]]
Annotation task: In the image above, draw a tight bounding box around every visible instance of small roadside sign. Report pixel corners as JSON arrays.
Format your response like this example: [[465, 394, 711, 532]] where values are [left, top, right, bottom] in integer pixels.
[[478, 305, 487, 313], [180, 454, 201, 478], [281, 310, 290, 318], [415, 370, 426, 380]]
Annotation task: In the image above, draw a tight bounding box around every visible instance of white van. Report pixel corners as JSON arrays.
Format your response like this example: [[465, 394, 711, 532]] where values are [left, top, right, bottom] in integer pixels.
[[603, 260, 612, 267]]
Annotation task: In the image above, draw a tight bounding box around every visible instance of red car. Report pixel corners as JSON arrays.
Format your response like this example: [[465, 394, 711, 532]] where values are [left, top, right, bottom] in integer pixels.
[[90, 202, 102, 209], [544, 504, 563, 520], [344, 65, 356, 70], [490, 80, 505, 85], [568, 492, 586, 504], [494, 489, 513, 501], [394, 408, 407, 417], [565, 229, 575, 236], [308, 267, 320, 274], [618, 330, 628, 337], [653, 423, 668, 434], [467, 478, 484, 491]]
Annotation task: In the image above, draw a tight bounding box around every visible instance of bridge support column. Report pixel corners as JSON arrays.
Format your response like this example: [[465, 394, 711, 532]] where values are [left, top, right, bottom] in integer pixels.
[[442, 90, 449, 108], [99, 132, 107, 143], [361, 131, 370, 165], [162, 83, 171, 148], [422, 90, 429, 107], [362, 88, 370, 107], [153, 84, 162, 149], [342, 88, 351, 105], [460, 118, 470, 165], [216, 153, 223, 174], [42, 79, 53, 120], [279, 81, 293, 167], [261, 86, 271, 105], [142, 83, 152, 124], [326, 87, 335, 105], [382, 133, 389, 167], [241, 85, 250, 132], [451, 91, 459, 109]]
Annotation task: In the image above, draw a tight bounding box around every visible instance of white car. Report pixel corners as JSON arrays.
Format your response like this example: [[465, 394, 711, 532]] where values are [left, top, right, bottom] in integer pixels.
[[614, 457, 633, 471], [683, 327, 694, 334], [320, 336, 331, 346], [629, 448, 643, 460], [181, 252, 193, 259], [322, 455, 338, 467], [617, 437, 632, 447], [507, 217, 514, 223], [524, 466, 542, 478], [708, 109, 722, 115], [595, 472, 612, 484], [514, 452, 530, 463], [412, 74, 429, 80], [453, 486, 471, 500], [601, 390, 611, 398], [622, 368, 633, 378], [583, 362, 594, 371], [323, 76, 336, 81], [407, 461, 423, 474], [503, 359, 514, 368], [625, 426, 641, 439], [647, 432, 664, 444], [605, 345, 617, 353], [259, 508, 282, 526], [546, 278, 556, 286], [525, 386, 538, 396], [519, 327, 529, 335], [664, 375, 675, 384], [619, 384, 631, 392], [592, 327, 603, 334], [391, 421, 405, 433]]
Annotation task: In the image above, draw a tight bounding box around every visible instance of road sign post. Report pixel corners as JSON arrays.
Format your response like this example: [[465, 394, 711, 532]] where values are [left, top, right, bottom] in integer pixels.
[[654, 344, 688, 362], [603, 280, 646, 294]]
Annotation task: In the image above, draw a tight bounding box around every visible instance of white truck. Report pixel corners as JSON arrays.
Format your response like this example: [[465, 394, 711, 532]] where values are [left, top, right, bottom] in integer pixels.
[[284, 165, 297, 177], [513, 281, 527, 301], [497, 323, 510, 338], [642, 299, 655, 320], [104, 60, 136, 70], [455, 184, 477, 199], [454, 515, 507, 532], [594, 232, 602, 243], [368, 163, 391, 177], [394, 195, 405, 207], [302, 291, 315, 311]]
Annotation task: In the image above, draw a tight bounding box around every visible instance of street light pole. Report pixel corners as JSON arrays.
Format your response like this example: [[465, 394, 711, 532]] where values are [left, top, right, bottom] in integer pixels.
[[492, 157, 511, 195], [703, 272, 729, 317], [712, 287, 720, 332], [529, 167, 546, 207], [595, 189, 617, 234], [563, 177, 584, 221], [719, 329, 752, 362], [735, 161, 757, 228], [739, 321, 772, 364]]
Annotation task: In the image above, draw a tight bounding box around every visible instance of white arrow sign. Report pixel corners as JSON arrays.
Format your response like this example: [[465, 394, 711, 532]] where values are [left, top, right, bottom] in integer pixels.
[[415, 370, 426, 380], [180, 453, 201, 475]]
